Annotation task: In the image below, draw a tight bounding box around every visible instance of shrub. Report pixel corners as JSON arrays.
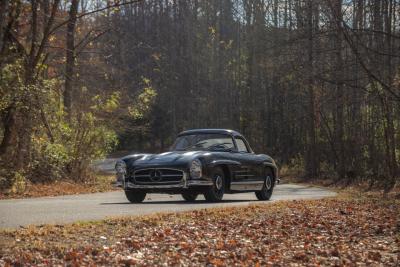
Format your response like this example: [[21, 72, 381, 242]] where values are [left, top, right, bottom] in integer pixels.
[[0, 61, 119, 188]]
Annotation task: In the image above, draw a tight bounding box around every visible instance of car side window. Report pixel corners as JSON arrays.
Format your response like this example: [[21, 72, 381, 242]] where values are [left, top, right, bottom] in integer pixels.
[[235, 138, 249, 153]]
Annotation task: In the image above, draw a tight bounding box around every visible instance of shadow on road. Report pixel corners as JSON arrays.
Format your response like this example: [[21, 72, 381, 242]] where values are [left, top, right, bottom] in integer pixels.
[[100, 199, 260, 205]]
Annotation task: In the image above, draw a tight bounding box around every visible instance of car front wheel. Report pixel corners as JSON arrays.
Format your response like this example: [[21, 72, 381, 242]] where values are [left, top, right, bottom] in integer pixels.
[[255, 169, 274, 201], [204, 167, 225, 202], [125, 190, 146, 203]]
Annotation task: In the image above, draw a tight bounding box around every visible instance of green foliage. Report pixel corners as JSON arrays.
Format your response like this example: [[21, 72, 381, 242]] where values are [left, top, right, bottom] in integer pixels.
[[0, 169, 25, 192], [129, 77, 157, 120], [91, 91, 121, 113], [0, 61, 119, 187], [0, 60, 28, 116], [10, 171, 27, 194], [68, 110, 118, 179], [29, 91, 119, 183], [30, 142, 70, 183], [0, 55, 164, 189]]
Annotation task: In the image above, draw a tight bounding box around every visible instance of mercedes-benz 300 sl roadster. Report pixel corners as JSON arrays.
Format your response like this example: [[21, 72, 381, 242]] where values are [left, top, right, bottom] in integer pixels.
[[115, 129, 279, 203]]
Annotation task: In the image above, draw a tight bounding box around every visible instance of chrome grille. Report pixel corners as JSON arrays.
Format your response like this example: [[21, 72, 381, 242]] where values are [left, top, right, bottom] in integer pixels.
[[133, 168, 184, 185]]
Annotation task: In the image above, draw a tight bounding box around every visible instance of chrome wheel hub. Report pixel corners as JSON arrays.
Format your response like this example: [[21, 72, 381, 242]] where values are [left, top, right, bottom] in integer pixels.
[[265, 175, 272, 190], [215, 175, 223, 190]]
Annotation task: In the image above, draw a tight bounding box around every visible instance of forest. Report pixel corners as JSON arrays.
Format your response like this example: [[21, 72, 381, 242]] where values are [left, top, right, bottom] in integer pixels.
[[0, 0, 399, 192]]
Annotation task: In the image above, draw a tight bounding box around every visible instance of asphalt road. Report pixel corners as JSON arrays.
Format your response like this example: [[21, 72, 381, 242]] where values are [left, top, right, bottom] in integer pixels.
[[0, 184, 336, 229]]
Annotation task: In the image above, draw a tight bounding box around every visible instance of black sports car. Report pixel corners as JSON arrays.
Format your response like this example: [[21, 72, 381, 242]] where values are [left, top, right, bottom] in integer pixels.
[[115, 129, 279, 203]]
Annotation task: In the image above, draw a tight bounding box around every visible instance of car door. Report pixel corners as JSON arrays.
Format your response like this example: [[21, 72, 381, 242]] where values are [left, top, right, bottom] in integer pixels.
[[230, 137, 264, 191]]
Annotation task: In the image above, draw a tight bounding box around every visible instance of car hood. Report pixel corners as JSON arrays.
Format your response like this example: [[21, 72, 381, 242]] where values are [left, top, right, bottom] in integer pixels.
[[129, 151, 210, 166]]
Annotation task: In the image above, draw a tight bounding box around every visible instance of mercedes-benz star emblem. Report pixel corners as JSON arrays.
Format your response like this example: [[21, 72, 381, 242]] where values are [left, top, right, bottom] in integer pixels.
[[150, 169, 162, 182]]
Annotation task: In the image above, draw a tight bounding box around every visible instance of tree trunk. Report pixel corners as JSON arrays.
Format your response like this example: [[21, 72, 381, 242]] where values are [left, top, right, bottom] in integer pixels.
[[0, 0, 9, 53], [305, 0, 318, 178], [0, 106, 17, 156], [64, 0, 79, 120], [333, 0, 346, 180], [382, 0, 397, 192]]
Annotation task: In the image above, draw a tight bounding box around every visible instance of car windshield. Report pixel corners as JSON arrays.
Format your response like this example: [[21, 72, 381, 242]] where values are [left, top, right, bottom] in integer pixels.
[[171, 133, 235, 151]]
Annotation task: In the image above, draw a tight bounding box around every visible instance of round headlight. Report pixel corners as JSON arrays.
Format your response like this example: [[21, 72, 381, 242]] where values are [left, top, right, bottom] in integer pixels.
[[115, 160, 127, 174], [190, 159, 202, 179]]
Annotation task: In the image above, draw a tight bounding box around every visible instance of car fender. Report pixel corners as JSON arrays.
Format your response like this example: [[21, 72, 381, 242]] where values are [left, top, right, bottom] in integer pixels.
[[122, 153, 150, 162], [207, 159, 241, 191], [208, 159, 241, 180], [262, 161, 279, 182]]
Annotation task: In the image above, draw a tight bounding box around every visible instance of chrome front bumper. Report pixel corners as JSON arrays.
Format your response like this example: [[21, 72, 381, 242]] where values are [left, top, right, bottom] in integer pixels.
[[124, 179, 212, 189], [114, 173, 212, 189]]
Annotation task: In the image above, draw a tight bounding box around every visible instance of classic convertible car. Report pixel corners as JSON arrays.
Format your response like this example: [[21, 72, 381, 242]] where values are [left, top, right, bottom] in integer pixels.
[[115, 129, 279, 203]]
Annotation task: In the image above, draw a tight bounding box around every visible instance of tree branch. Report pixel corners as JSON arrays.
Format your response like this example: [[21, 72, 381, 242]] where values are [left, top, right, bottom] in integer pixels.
[[48, 0, 143, 37]]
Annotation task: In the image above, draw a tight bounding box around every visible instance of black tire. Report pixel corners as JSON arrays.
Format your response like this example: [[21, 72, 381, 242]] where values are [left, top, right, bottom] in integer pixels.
[[125, 190, 146, 203], [204, 167, 225, 202], [181, 193, 198, 202], [255, 168, 274, 201]]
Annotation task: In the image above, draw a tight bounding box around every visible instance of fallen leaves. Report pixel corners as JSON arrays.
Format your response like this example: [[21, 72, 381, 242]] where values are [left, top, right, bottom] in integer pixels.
[[0, 197, 399, 266], [0, 176, 117, 200]]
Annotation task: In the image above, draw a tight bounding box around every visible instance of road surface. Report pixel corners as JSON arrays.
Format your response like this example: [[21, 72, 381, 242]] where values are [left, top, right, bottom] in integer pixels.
[[0, 184, 336, 229]]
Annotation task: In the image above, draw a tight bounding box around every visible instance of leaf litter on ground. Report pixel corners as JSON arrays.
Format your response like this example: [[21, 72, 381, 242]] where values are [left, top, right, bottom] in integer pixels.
[[0, 197, 399, 266]]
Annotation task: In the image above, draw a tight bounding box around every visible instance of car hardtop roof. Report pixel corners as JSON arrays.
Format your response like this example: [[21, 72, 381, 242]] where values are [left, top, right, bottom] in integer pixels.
[[177, 128, 242, 137]]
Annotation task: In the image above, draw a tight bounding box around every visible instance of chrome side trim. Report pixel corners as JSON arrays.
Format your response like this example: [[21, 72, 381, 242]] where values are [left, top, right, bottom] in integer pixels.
[[231, 181, 264, 185]]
